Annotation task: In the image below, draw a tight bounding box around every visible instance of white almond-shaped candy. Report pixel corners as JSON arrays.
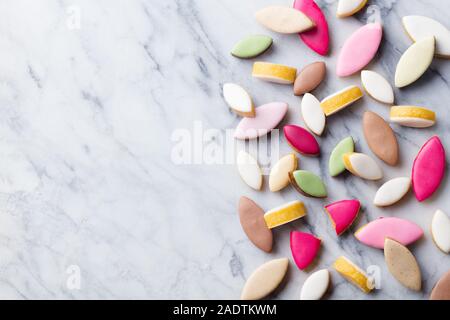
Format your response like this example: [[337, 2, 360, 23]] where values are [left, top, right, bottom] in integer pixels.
[[337, 0, 368, 18], [374, 177, 411, 207], [301, 93, 326, 136], [300, 269, 330, 300], [395, 36, 435, 88], [269, 154, 298, 192], [361, 70, 394, 104], [343, 153, 383, 181], [237, 151, 263, 190], [241, 258, 289, 300], [403, 16, 450, 58], [223, 83, 255, 117], [255, 6, 315, 34], [432, 210, 450, 253]]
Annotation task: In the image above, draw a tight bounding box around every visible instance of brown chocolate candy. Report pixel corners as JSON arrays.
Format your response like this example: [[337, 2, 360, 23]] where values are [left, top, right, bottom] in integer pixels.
[[363, 111, 399, 166], [238, 196, 273, 253], [430, 269, 450, 300], [293, 62, 326, 96]]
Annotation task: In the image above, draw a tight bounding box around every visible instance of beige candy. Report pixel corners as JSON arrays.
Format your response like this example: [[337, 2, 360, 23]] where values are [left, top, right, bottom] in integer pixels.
[[255, 6, 315, 34], [241, 258, 289, 300], [384, 238, 422, 291], [269, 154, 298, 192]]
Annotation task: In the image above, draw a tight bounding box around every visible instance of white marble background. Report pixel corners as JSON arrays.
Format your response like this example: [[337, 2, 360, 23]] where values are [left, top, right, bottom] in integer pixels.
[[0, 0, 448, 299]]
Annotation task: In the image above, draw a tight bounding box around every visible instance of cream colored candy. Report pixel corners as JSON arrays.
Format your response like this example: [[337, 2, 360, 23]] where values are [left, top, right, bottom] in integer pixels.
[[403, 15, 450, 58], [374, 177, 411, 207], [301, 93, 326, 136], [255, 6, 315, 34], [269, 154, 298, 192], [337, 0, 368, 18], [252, 62, 297, 84], [390, 106, 436, 128], [431, 210, 450, 253], [300, 269, 330, 300], [237, 151, 263, 190], [395, 36, 435, 88], [241, 258, 289, 300], [320, 85, 363, 116], [264, 201, 306, 229], [384, 238, 422, 291], [223, 83, 255, 117], [333, 256, 373, 293], [361, 70, 394, 104], [343, 153, 383, 181]]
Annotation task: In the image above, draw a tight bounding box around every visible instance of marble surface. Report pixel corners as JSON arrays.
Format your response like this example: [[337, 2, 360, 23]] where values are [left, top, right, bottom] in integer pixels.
[[0, 0, 449, 300]]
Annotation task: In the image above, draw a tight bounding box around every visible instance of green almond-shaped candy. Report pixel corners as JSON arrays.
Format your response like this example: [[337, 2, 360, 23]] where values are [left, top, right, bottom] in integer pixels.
[[290, 170, 327, 198], [329, 137, 354, 177], [231, 35, 273, 59]]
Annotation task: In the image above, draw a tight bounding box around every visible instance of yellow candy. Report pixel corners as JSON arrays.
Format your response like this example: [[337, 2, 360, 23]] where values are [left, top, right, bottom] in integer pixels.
[[390, 106, 436, 128], [320, 85, 363, 116], [333, 256, 373, 293], [264, 201, 306, 229], [252, 62, 297, 84]]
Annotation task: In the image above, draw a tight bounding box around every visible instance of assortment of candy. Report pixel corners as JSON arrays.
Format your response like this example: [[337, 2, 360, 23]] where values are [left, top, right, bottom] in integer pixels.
[[223, 1, 449, 300]]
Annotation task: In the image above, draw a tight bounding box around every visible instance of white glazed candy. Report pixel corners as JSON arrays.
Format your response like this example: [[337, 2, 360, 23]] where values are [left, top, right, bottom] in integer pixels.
[[374, 177, 411, 207], [343, 153, 383, 181], [301, 93, 326, 136], [403, 15, 450, 58], [432, 210, 450, 253], [300, 269, 330, 300], [361, 70, 394, 104], [223, 83, 254, 117], [237, 151, 263, 190], [337, 0, 368, 18], [395, 36, 435, 88]]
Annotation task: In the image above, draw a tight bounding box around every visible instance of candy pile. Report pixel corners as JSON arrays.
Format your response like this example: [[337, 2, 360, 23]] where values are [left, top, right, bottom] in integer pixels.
[[223, 1, 450, 300]]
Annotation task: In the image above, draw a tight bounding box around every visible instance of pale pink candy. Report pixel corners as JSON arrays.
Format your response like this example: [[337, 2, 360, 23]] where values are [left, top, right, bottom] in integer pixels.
[[293, 0, 329, 56], [290, 231, 321, 270], [234, 102, 288, 140], [325, 200, 360, 236], [355, 217, 423, 249], [337, 23, 383, 77], [412, 136, 446, 202]]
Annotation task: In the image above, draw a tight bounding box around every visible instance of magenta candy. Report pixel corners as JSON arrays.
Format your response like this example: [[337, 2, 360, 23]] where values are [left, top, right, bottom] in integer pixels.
[[293, 0, 329, 56], [412, 136, 446, 202], [290, 231, 321, 270], [284, 125, 320, 156], [325, 200, 360, 236]]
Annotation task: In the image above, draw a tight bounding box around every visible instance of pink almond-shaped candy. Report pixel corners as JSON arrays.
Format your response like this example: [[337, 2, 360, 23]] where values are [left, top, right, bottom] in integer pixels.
[[290, 231, 321, 270], [337, 23, 383, 77], [412, 136, 446, 202], [325, 200, 360, 236], [355, 217, 423, 249], [284, 125, 320, 156], [234, 102, 288, 140], [293, 0, 329, 56]]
